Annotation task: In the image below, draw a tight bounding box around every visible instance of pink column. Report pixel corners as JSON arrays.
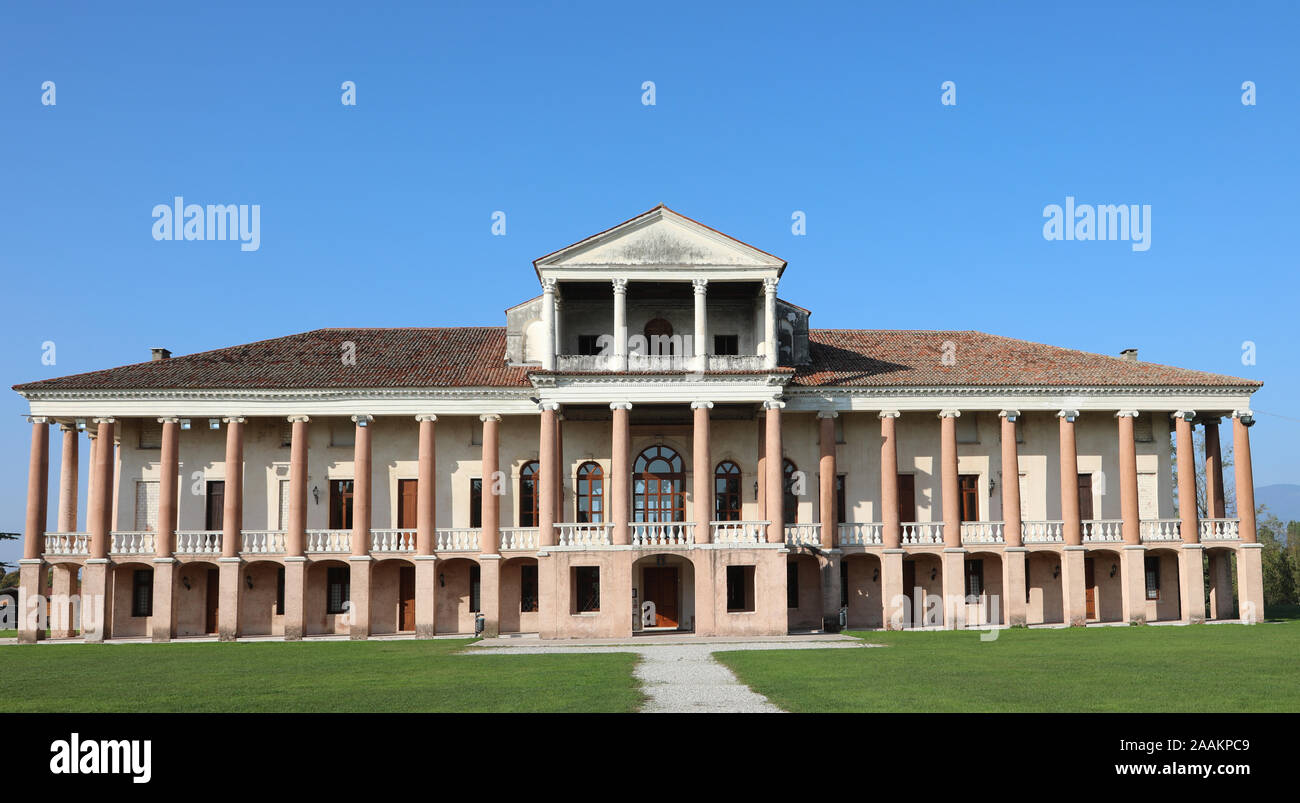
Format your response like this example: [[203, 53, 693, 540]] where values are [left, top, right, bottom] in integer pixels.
[[416, 415, 437, 555], [692, 401, 713, 544], [610, 403, 632, 545], [763, 400, 784, 543], [156, 418, 180, 558], [88, 418, 115, 560], [554, 413, 564, 523], [286, 416, 310, 556], [480, 414, 501, 554], [351, 415, 373, 556], [818, 411, 837, 548], [940, 411, 961, 548], [221, 417, 245, 559], [57, 424, 79, 533], [1203, 417, 1226, 519], [879, 412, 900, 549], [999, 411, 1023, 546], [1173, 411, 1199, 544], [1233, 412, 1257, 543], [539, 404, 558, 547], [22, 417, 50, 560], [1116, 412, 1141, 545], [756, 417, 767, 518], [1058, 411, 1082, 546]]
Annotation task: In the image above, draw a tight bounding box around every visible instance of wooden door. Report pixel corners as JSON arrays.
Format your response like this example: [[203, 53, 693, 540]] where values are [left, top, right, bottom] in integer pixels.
[[1078, 474, 1095, 540], [642, 567, 679, 627], [398, 479, 418, 529], [398, 566, 416, 631], [205, 568, 219, 634], [205, 481, 224, 531], [897, 474, 917, 523], [959, 475, 979, 521], [330, 480, 354, 530], [1084, 557, 1096, 620]]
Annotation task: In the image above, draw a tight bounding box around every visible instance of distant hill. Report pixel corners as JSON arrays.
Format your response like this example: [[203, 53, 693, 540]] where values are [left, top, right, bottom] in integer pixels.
[[1256, 484, 1300, 524]]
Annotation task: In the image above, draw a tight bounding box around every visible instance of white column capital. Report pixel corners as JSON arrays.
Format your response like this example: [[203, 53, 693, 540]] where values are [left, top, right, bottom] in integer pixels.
[[541, 277, 557, 293], [1115, 410, 1139, 418], [762, 399, 786, 411], [1056, 410, 1079, 421], [692, 277, 708, 294], [762, 277, 779, 294], [156, 416, 181, 425], [998, 410, 1020, 420], [350, 414, 373, 426], [223, 416, 246, 424], [878, 410, 901, 419], [92, 416, 117, 424], [538, 402, 561, 413], [938, 409, 961, 419], [611, 277, 628, 294], [479, 414, 502, 423], [287, 414, 311, 423], [59, 422, 77, 432], [690, 400, 714, 410], [26, 415, 49, 424], [414, 414, 438, 423], [609, 402, 633, 411], [1232, 409, 1255, 427], [1171, 410, 1197, 422], [817, 409, 839, 419]]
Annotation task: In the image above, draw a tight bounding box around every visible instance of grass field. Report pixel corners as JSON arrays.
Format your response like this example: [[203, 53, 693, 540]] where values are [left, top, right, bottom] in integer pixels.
[[1, 639, 643, 713], [715, 619, 1300, 713]]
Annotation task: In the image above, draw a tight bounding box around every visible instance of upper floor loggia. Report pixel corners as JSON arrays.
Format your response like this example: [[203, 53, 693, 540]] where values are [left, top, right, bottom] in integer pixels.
[[504, 206, 810, 374]]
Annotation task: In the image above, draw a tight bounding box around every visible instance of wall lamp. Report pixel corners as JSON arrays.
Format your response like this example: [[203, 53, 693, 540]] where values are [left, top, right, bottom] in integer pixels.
[[1053, 565, 1061, 580], [245, 574, 254, 590], [1110, 564, 1118, 579], [872, 567, 879, 582], [930, 568, 937, 581], [181, 576, 191, 591], [312, 486, 320, 504], [438, 573, 446, 588]]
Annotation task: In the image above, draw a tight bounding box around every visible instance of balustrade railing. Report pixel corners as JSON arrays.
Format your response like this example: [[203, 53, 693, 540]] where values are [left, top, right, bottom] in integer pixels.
[[305, 529, 350, 553], [901, 522, 943, 545], [1199, 518, 1241, 541], [838, 521, 883, 546], [1021, 520, 1064, 544], [1081, 519, 1123, 543], [631, 521, 694, 546], [44, 532, 89, 556], [783, 522, 822, 546], [500, 527, 539, 550], [1140, 519, 1182, 542], [110, 531, 156, 555], [960, 521, 1005, 545], [241, 530, 286, 554], [555, 522, 613, 547], [711, 520, 768, 544], [176, 530, 222, 554], [435, 527, 481, 552], [370, 529, 416, 552]]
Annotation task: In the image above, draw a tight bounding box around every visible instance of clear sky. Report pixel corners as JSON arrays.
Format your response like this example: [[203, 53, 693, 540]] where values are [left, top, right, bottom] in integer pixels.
[[2, 2, 1297, 567]]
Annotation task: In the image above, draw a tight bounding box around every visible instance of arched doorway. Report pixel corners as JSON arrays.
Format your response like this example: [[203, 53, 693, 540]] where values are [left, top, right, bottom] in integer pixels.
[[575, 461, 604, 523], [902, 553, 944, 628], [500, 556, 540, 634], [782, 459, 799, 523], [1144, 548, 1182, 622], [435, 557, 480, 634], [110, 561, 157, 639], [173, 560, 220, 637], [239, 560, 284, 637], [962, 552, 1004, 627], [786, 553, 823, 631], [371, 558, 417, 635], [1025, 551, 1064, 625], [841, 553, 884, 628], [306, 559, 352, 636], [634, 446, 684, 522], [518, 461, 539, 527], [633, 553, 695, 631], [1206, 547, 1238, 620], [1085, 548, 1124, 623]]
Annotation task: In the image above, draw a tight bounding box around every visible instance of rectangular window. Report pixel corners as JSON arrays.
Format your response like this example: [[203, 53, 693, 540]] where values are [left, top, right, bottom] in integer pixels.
[[135, 480, 159, 532], [520, 564, 538, 612], [1135, 416, 1154, 443], [1144, 556, 1160, 600], [835, 474, 847, 526], [132, 569, 153, 617], [726, 565, 755, 612], [277, 479, 291, 530], [965, 559, 984, 599], [574, 566, 600, 613], [713, 334, 739, 356], [577, 334, 602, 356], [834, 415, 845, 444], [327, 566, 350, 614], [787, 561, 799, 608], [959, 474, 979, 522], [279, 421, 293, 447], [470, 566, 481, 613], [470, 478, 483, 528], [397, 478, 418, 529], [276, 566, 285, 615], [897, 474, 917, 523], [139, 419, 162, 449]]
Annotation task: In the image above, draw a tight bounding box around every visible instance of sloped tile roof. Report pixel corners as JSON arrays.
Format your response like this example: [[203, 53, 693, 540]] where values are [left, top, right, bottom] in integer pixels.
[[12, 327, 1259, 393], [793, 330, 1260, 388]]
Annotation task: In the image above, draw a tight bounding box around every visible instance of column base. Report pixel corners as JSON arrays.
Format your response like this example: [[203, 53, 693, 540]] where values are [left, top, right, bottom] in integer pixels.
[[1120, 546, 1148, 624], [151, 558, 176, 642], [348, 555, 372, 640], [1237, 543, 1264, 624], [80, 559, 110, 642], [1061, 546, 1088, 627], [940, 549, 967, 630], [17, 560, 45, 644], [217, 558, 242, 642], [880, 550, 906, 630], [282, 557, 307, 641], [1179, 544, 1206, 624], [1003, 547, 1027, 627], [414, 555, 437, 639]]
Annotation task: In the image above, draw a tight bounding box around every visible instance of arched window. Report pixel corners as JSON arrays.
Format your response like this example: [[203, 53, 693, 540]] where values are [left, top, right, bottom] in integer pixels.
[[783, 458, 799, 524], [576, 461, 604, 524], [714, 461, 742, 521], [518, 461, 539, 527], [643, 318, 677, 356], [634, 446, 685, 522]]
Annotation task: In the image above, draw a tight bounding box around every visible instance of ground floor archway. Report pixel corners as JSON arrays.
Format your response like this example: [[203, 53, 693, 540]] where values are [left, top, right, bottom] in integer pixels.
[[1084, 549, 1124, 623], [49, 562, 82, 638], [1206, 547, 1238, 621], [786, 553, 823, 631], [370, 558, 417, 635], [842, 553, 883, 629], [500, 556, 539, 634], [173, 560, 220, 637], [963, 551, 1004, 627], [1145, 548, 1182, 622], [109, 561, 156, 638], [1025, 551, 1064, 625], [239, 560, 284, 637], [306, 559, 353, 636], [633, 553, 696, 631], [901, 552, 944, 628], [435, 558, 480, 634]]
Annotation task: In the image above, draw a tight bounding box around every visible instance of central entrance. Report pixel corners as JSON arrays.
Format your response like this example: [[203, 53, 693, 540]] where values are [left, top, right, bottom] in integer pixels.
[[642, 566, 679, 627]]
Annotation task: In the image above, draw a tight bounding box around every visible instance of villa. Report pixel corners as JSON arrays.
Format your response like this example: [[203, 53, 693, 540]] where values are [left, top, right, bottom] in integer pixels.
[[11, 206, 1264, 642]]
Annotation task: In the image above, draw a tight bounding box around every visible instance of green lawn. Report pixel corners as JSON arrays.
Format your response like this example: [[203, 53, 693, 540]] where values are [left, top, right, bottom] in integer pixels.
[[1, 639, 643, 713], [716, 620, 1300, 712]]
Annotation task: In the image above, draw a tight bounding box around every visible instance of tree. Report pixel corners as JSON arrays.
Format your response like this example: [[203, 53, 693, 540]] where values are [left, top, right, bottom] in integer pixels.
[[0, 531, 17, 575], [1170, 428, 1235, 519], [1257, 506, 1297, 607]]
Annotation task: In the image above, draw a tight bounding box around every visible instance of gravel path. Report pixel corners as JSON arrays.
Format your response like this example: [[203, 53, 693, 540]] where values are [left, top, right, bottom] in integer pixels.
[[469, 638, 872, 713]]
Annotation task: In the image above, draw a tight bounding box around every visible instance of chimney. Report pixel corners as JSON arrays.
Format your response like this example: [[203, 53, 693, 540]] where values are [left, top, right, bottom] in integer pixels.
[[1120, 348, 1138, 362], [151, 347, 171, 362]]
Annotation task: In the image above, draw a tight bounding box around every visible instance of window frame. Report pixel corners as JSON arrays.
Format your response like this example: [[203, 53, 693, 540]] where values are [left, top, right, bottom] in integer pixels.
[[714, 460, 742, 521], [575, 461, 604, 524], [518, 461, 540, 527]]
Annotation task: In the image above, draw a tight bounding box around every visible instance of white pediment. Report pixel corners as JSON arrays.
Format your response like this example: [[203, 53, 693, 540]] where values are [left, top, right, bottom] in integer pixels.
[[535, 206, 785, 279]]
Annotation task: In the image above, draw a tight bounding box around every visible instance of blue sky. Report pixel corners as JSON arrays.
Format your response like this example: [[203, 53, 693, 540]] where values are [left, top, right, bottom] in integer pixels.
[[1, 2, 1297, 565]]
